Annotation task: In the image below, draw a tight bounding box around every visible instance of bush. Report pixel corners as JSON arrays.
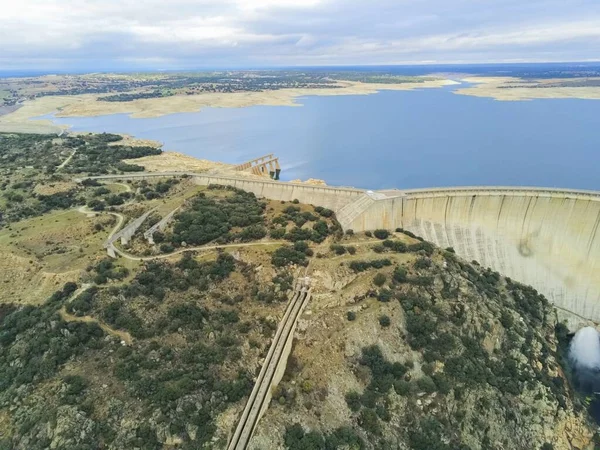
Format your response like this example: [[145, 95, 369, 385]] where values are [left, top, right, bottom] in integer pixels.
[[349, 259, 392, 272], [393, 266, 407, 283], [365, 231, 372, 237], [373, 273, 387, 287], [345, 229, 354, 236], [414, 258, 432, 269], [383, 239, 407, 252], [394, 379, 411, 396], [347, 311, 356, 321], [345, 391, 362, 412], [377, 289, 393, 303], [314, 206, 334, 218], [359, 408, 380, 434], [417, 376, 436, 393], [270, 228, 286, 239], [272, 244, 309, 267], [373, 229, 390, 240], [379, 315, 391, 327], [330, 244, 347, 255], [160, 243, 175, 253], [347, 246, 356, 255]]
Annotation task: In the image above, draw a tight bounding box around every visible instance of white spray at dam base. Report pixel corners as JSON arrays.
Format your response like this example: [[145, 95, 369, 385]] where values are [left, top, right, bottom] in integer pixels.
[[570, 327, 600, 371], [569, 326, 600, 394]]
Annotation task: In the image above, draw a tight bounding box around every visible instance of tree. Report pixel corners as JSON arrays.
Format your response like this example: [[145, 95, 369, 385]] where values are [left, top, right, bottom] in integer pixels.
[[393, 266, 407, 283], [379, 315, 391, 327], [373, 229, 390, 240], [345, 391, 362, 412], [373, 273, 387, 287]]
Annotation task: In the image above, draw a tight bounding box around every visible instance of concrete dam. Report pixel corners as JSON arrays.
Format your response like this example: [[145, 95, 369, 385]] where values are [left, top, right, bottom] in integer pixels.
[[91, 173, 600, 326]]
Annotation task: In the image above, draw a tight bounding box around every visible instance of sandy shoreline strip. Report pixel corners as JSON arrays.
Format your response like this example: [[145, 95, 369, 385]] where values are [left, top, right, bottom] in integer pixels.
[[0, 79, 458, 134], [455, 77, 600, 101]]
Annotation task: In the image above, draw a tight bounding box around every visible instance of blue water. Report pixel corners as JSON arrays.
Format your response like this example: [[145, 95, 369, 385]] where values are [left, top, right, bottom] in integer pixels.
[[43, 85, 600, 190]]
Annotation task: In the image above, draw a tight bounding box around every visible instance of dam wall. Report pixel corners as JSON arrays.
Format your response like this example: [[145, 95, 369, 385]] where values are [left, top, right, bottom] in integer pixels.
[[191, 174, 364, 211], [86, 172, 364, 212], [346, 187, 600, 324], [88, 172, 600, 325]]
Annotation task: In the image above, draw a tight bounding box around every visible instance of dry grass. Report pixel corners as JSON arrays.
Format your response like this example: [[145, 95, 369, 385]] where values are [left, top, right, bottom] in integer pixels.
[[455, 76, 600, 101], [0, 209, 112, 304], [33, 181, 77, 195], [124, 151, 230, 173]]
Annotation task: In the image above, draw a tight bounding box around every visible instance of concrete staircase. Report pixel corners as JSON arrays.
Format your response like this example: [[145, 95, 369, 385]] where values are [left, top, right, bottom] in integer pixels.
[[336, 194, 376, 230]]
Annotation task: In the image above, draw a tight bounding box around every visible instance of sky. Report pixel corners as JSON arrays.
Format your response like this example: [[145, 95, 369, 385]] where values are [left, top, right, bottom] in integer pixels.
[[1, 0, 600, 70]]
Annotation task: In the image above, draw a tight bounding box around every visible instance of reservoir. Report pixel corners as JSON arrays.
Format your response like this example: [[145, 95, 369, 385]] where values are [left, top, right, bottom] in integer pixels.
[[43, 85, 600, 190]]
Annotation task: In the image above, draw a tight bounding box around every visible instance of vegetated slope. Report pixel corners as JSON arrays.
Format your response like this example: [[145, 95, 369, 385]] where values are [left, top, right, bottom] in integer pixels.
[[0, 132, 160, 225], [0, 179, 342, 449], [0, 251, 295, 450], [251, 236, 596, 450], [0, 139, 595, 450], [1, 230, 595, 449]]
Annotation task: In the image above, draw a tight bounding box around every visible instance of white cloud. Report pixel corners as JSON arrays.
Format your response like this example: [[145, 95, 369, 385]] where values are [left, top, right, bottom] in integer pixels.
[[0, 0, 599, 68]]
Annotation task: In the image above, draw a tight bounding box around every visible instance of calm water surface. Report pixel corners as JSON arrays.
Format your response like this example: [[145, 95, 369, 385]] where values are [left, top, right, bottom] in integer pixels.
[[44, 85, 600, 190]]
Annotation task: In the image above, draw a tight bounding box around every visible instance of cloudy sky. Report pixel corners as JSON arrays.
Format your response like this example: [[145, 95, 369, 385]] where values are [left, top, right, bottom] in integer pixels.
[[2, 0, 600, 70]]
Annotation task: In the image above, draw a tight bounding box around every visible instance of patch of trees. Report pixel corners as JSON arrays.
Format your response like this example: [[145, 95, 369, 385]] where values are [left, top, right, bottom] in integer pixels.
[[344, 345, 417, 435], [348, 259, 392, 272], [99, 91, 174, 102], [116, 252, 236, 303], [64, 134, 161, 175], [273, 205, 319, 228], [91, 258, 130, 284], [66, 287, 98, 316], [270, 204, 340, 243], [0, 284, 105, 396], [272, 241, 312, 267], [284, 423, 364, 450], [137, 178, 180, 200], [115, 162, 145, 172], [166, 187, 265, 247], [376, 239, 435, 256], [392, 260, 564, 406]]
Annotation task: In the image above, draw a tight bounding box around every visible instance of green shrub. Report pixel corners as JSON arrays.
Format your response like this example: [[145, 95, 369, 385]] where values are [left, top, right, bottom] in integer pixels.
[[349, 259, 392, 272], [345, 391, 362, 412], [373, 273, 387, 287], [379, 315, 391, 327], [417, 376, 436, 393], [347, 311, 357, 321], [330, 244, 347, 255], [272, 244, 309, 267], [394, 379, 411, 396], [414, 258, 432, 269], [373, 229, 390, 240], [270, 228, 286, 239], [359, 408, 380, 434], [393, 266, 407, 283]]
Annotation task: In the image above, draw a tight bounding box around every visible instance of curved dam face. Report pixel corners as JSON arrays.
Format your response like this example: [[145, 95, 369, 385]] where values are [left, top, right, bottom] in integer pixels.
[[90, 173, 600, 326], [345, 187, 600, 326]]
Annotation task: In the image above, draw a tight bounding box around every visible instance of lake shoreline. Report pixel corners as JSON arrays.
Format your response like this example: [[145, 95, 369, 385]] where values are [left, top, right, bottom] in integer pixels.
[[0, 79, 458, 134]]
